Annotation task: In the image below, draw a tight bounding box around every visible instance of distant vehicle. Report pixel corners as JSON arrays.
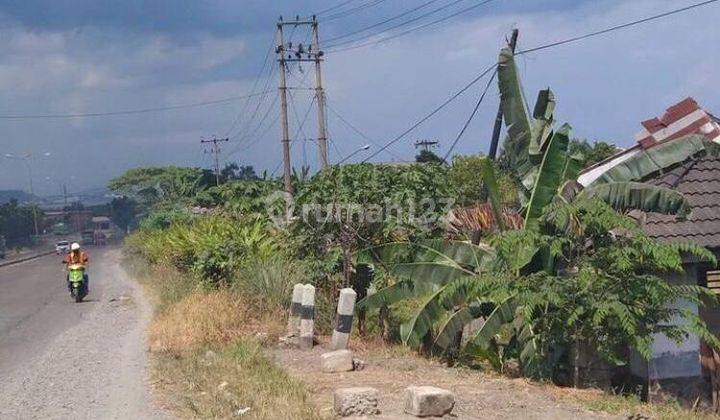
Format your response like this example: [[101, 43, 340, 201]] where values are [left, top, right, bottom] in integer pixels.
[[53, 223, 70, 236], [56, 240, 70, 255], [81, 230, 94, 246], [0, 235, 6, 259]]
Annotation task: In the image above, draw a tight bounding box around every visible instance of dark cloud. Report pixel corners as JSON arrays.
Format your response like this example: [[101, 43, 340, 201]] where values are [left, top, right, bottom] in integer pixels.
[[0, 0, 717, 195]]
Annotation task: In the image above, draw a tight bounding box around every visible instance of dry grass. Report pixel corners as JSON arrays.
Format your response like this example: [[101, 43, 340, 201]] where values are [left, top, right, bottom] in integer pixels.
[[127, 259, 320, 419], [560, 388, 720, 420], [153, 339, 322, 419], [148, 289, 285, 354]]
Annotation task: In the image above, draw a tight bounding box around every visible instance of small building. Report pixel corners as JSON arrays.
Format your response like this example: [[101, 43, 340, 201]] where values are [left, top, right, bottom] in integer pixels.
[[578, 97, 720, 404]]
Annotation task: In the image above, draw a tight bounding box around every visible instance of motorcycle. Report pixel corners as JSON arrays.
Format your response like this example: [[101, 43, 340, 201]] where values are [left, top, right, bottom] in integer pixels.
[[67, 263, 88, 303]]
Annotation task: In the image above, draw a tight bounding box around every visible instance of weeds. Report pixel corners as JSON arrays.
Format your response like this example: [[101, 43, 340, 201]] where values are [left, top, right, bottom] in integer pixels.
[[232, 255, 305, 312], [148, 288, 284, 354], [153, 339, 321, 419]]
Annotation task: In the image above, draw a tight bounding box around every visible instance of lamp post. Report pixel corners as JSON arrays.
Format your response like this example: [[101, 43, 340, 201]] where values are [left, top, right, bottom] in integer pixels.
[[4, 152, 51, 237], [337, 144, 371, 165]]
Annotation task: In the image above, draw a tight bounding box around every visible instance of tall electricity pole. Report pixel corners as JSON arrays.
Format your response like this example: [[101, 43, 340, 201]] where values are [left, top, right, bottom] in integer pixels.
[[276, 15, 329, 194], [276, 19, 293, 194], [488, 29, 519, 161], [311, 17, 329, 169], [201, 137, 229, 186]]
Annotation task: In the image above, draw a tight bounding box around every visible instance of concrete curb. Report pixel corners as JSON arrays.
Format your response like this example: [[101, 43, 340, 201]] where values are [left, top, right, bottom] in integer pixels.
[[0, 250, 55, 268]]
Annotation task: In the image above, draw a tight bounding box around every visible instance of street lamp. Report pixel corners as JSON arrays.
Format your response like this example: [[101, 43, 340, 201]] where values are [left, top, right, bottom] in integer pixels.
[[337, 144, 371, 165], [3, 152, 51, 237]]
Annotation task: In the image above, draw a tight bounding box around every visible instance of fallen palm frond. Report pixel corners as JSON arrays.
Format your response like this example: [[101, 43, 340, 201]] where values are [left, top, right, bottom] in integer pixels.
[[445, 203, 523, 237]]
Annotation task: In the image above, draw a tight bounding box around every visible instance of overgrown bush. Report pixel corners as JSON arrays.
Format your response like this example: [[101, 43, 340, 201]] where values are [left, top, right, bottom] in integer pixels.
[[233, 255, 306, 311], [126, 213, 278, 283]]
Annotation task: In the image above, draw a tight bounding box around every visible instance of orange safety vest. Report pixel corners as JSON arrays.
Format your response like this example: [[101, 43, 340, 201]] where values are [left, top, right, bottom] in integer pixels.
[[65, 251, 89, 265]]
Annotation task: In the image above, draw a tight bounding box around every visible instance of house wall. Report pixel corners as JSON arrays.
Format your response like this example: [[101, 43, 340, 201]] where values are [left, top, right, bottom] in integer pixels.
[[630, 267, 701, 380]]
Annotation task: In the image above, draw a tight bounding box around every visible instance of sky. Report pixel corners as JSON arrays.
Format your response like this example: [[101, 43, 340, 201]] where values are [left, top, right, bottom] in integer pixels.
[[0, 0, 718, 195]]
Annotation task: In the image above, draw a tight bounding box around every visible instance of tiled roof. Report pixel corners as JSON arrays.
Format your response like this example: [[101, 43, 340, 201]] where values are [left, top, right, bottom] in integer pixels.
[[643, 154, 720, 248]]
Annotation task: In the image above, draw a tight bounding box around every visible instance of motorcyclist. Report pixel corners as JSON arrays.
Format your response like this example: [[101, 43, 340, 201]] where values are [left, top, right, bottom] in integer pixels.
[[64, 242, 89, 292]]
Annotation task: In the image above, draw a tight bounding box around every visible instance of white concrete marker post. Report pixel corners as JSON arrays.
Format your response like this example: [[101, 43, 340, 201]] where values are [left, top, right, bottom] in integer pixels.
[[330, 288, 357, 350], [287, 283, 304, 337], [299, 284, 316, 350]]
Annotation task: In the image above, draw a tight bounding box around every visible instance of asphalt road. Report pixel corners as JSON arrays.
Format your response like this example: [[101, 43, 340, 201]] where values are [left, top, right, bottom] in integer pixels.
[[0, 248, 170, 419]]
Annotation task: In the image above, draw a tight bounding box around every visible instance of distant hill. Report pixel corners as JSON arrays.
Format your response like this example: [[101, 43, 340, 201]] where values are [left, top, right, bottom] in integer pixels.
[[0, 190, 38, 204]]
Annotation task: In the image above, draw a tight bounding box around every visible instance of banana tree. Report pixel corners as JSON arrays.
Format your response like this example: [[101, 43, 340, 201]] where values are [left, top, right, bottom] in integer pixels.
[[495, 46, 691, 228], [356, 45, 703, 375], [356, 240, 498, 351]]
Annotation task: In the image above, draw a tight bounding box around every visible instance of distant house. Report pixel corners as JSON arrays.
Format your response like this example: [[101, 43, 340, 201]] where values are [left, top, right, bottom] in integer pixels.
[[578, 97, 720, 403]]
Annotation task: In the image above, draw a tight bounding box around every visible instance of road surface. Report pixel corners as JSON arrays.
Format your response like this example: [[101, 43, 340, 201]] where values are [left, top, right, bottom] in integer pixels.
[[0, 248, 170, 419]]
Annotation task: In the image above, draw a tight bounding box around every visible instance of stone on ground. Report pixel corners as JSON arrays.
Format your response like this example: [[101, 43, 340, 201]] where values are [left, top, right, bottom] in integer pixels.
[[404, 386, 455, 417], [334, 387, 379, 417], [320, 349, 354, 373]]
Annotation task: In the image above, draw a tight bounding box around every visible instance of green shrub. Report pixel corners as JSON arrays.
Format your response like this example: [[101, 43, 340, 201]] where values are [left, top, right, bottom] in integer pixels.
[[126, 213, 278, 283], [233, 255, 306, 311]]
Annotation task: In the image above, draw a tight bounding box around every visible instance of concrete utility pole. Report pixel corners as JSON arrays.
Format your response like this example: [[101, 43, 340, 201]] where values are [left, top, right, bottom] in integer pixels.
[[488, 29, 519, 161], [201, 137, 229, 186], [276, 19, 293, 194], [276, 15, 329, 193], [311, 17, 329, 169]]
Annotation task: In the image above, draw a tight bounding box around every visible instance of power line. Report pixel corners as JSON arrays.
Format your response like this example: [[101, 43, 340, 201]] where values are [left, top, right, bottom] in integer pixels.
[[328, 0, 498, 52], [326, 0, 470, 49], [516, 0, 720, 55], [223, 42, 275, 137], [316, 0, 358, 16], [325, 97, 402, 160], [0, 90, 275, 120], [225, 92, 280, 157], [323, 0, 443, 44], [228, 62, 277, 141], [443, 68, 497, 161], [322, 0, 391, 22], [362, 62, 497, 162], [328, 0, 719, 162], [288, 90, 316, 144]]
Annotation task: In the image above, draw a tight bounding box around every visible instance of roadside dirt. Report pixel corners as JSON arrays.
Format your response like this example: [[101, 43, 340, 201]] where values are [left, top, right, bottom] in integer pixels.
[[275, 337, 616, 419], [0, 249, 171, 419]]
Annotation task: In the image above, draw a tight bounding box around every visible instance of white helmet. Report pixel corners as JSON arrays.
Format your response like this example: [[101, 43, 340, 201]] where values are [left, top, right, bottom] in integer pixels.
[[71, 242, 81, 251]]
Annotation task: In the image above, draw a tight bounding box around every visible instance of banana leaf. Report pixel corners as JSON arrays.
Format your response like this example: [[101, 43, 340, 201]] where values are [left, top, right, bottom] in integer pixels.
[[390, 262, 473, 284], [524, 124, 572, 228], [357, 279, 416, 311], [417, 239, 495, 270], [562, 153, 585, 183], [528, 89, 556, 163], [498, 47, 532, 160], [434, 301, 488, 351], [587, 134, 708, 187], [577, 182, 691, 219], [401, 288, 446, 348], [466, 295, 518, 353], [479, 158, 505, 231], [356, 241, 415, 266], [358, 240, 494, 272]]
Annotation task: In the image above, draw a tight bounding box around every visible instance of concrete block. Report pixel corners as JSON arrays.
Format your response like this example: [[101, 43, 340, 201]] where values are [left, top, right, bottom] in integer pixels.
[[321, 349, 354, 373], [334, 387, 379, 417], [286, 283, 305, 336], [404, 386, 455, 417], [299, 284, 315, 350], [330, 288, 357, 350]]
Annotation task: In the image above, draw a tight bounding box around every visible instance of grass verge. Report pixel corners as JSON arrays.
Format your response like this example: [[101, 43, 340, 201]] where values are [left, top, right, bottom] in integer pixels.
[[153, 339, 320, 419], [128, 259, 320, 419], [555, 387, 718, 419]]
